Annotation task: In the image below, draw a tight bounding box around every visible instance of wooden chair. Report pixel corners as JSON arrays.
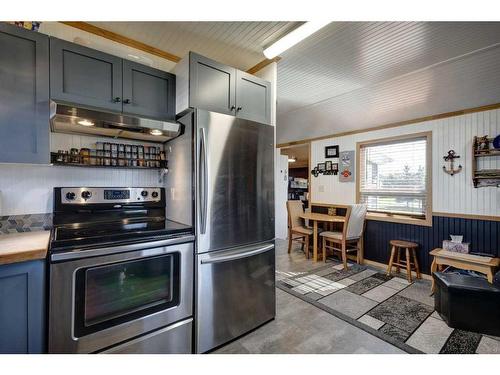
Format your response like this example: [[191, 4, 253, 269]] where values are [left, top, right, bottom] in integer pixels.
[[286, 200, 313, 258], [320, 204, 367, 269]]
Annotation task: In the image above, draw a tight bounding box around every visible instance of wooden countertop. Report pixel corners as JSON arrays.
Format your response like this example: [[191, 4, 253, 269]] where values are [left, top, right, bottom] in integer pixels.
[[0, 231, 50, 265]]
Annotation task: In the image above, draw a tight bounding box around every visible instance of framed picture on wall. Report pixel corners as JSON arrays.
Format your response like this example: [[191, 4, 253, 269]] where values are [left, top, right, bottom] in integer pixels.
[[325, 145, 339, 158], [317, 162, 326, 172], [325, 161, 332, 171]]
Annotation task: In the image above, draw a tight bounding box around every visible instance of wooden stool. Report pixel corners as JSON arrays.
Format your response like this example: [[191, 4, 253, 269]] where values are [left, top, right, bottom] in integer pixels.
[[387, 240, 421, 282]]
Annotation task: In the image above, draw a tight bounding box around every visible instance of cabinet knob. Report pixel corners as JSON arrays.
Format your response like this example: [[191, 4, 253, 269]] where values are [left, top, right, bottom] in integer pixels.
[[230, 105, 236, 111], [123, 99, 131, 104], [236, 106, 242, 111], [113, 97, 121, 103]]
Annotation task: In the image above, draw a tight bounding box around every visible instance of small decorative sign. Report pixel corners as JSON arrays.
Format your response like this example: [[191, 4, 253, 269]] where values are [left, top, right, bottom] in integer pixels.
[[443, 149, 462, 176], [339, 151, 355, 182], [311, 161, 338, 177], [325, 145, 339, 158]]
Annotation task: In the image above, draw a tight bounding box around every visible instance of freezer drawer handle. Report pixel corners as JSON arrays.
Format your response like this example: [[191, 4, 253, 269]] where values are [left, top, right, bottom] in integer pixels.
[[199, 127, 208, 234], [200, 244, 274, 264]]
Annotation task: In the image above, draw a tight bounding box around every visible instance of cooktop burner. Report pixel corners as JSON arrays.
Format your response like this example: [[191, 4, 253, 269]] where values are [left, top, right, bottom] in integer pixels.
[[50, 187, 193, 252], [51, 218, 192, 251]]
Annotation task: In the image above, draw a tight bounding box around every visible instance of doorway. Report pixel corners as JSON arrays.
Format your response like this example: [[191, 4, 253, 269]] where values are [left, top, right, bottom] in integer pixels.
[[280, 143, 310, 209]]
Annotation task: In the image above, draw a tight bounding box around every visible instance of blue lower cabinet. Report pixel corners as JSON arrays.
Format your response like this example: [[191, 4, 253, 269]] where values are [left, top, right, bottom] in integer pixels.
[[0, 260, 46, 353]]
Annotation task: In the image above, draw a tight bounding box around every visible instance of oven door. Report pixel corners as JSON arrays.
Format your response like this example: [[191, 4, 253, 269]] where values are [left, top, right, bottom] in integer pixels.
[[49, 238, 193, 353]]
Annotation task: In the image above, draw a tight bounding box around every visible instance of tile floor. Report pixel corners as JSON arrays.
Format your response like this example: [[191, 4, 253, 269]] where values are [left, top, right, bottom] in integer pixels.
[[214, 239, 500, 354], [214, 240, 405, 354]]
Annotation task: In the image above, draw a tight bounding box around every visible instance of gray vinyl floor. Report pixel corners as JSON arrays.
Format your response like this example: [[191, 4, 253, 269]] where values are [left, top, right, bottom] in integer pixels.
[[213, 239, 405, 354]]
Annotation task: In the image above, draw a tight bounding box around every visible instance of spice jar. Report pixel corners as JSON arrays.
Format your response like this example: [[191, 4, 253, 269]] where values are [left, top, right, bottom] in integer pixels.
[[56, 150, 64, 163], [70, 148, 79, 163], [80, 148, 91, 165]]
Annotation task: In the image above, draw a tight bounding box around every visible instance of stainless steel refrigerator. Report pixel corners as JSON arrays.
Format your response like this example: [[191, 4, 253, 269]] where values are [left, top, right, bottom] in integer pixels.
[[165, 109, 275, 353]]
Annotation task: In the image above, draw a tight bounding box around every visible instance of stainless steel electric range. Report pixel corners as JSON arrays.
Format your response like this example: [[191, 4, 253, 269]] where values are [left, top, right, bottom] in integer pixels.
[[48, 187, 194, 354]]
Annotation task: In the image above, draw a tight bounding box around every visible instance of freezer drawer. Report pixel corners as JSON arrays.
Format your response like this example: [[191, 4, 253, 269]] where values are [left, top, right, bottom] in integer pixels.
[[196, 242, 276, 353], [101, 318, 193, 354]]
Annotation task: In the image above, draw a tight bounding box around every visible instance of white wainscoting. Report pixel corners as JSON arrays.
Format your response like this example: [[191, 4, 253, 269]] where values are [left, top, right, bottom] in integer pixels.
[[310, 108, 500, 217]]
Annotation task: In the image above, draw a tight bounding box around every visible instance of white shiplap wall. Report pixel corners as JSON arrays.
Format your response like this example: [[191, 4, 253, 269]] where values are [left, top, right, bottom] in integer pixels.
[[310, 108, 500, 217], [0, 134, 161, 216], [0, 164, 160, 216]]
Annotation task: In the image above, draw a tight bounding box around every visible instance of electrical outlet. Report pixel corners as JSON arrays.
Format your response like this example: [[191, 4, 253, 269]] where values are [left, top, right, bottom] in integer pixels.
[[319, 185, 325, 192]]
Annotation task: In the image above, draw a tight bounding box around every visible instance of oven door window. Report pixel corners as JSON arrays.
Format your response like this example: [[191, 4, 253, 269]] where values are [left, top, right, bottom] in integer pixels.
[[74, 254, 180, 337]]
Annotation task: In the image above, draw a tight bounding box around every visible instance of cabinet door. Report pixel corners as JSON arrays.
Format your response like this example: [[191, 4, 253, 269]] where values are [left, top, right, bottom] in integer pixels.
[[0, 24, 49, 164], [50, 38, 123, 112], [235, 70, 271, 125], [0, 260, 46, 354], [122, 60, 176, 120], [189, 52, 236, 115]]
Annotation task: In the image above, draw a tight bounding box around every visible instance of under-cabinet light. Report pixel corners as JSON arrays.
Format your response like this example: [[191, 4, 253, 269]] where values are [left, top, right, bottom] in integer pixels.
[[77, 119, 94, 127]]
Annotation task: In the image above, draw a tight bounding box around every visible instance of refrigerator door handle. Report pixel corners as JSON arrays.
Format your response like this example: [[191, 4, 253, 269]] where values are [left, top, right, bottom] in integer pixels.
[[199, 127, 208, 234], [200, 244, 274, 265]]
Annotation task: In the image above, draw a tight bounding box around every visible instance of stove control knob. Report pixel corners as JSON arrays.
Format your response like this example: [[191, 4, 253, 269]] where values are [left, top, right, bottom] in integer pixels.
[[66, 192, 76, 200], [81, 190, 92, 200], [141, 190, 148, 197], [151, 191, 159, 198]]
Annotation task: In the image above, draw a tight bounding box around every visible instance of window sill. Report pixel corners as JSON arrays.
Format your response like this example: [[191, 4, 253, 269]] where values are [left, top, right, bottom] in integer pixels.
[[366, 212, 432, 227]]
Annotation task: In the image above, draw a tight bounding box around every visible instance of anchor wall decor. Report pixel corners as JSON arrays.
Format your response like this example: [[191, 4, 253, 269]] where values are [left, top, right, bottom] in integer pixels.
[[443, 149, 462, 176]]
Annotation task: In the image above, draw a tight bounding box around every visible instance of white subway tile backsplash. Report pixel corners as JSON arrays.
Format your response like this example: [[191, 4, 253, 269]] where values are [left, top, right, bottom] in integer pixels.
[[0, 163, 160, 215]]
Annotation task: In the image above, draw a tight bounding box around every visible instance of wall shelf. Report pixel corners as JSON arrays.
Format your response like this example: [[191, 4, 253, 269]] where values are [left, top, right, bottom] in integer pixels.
[[472, 136, 500, 188], [50, 153, 167, 170]]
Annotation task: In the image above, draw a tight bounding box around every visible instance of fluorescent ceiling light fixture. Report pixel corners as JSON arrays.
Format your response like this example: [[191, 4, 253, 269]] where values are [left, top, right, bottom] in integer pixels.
[[77, 119, 94, 127], [150, 129, 163, 136], [263, 21, 331, 59], [288, 156, 297, 163]]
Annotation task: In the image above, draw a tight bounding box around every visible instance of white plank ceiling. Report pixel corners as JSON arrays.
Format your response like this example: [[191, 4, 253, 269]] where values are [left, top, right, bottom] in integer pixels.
[[276, 22, 500, 144], [89, 21, 300, 71]]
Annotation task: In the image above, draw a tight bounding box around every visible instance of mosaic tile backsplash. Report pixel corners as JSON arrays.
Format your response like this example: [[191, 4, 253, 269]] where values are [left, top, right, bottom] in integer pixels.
[[0, 213, 52, 234]]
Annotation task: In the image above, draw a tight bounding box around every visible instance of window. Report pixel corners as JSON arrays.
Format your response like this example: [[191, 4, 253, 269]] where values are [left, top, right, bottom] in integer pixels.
[[357, 132, 431, 225]]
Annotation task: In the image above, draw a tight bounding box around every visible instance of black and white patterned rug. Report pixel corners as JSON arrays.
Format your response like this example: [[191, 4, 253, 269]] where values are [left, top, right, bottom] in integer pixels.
[[277, 261, 500, 354]]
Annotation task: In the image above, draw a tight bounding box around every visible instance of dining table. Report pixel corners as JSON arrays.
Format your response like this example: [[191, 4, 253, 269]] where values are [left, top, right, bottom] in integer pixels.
[[299, 212, 346, 262]]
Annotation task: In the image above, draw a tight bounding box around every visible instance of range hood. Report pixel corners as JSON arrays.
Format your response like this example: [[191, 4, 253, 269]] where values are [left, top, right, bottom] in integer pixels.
[[50, 101, 183, 143]]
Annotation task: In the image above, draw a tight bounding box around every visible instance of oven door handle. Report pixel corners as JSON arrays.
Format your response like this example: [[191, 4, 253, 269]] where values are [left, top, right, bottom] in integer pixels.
[[200, 244, 274, 265], [199, 127, 208, 235]]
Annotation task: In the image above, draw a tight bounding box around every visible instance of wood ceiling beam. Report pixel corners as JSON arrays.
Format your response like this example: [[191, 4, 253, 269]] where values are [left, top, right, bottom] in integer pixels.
[[246, 56, 281, 74], [59, 22, 181, 63], [61, 21, 280, 74]]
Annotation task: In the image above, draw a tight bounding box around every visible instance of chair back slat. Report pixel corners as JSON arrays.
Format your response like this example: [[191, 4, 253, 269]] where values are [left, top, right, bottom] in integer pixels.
[[286, 200, 304, 228]]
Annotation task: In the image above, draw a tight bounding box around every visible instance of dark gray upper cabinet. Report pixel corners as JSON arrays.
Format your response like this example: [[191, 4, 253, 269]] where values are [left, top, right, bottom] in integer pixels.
[[0, 23, 49, 164], [50, 37, 123, 112], [189, 52, 236, 116], [122, 60, 176, 120], [175, 52, 272, 124], [235, 70, 271, 124]]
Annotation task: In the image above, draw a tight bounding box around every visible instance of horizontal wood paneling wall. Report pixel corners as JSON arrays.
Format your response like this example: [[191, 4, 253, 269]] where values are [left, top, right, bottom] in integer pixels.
[[364, 216, 500, 274], [310, 108, 500, 218]]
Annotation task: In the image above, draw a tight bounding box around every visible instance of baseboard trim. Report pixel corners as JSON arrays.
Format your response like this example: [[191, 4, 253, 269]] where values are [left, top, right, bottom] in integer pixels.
[[363, 259, 433, 281]]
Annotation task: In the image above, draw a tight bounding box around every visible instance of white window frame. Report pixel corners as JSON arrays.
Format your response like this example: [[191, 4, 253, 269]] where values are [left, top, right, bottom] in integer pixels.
[[356, 131, 432, 227]]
